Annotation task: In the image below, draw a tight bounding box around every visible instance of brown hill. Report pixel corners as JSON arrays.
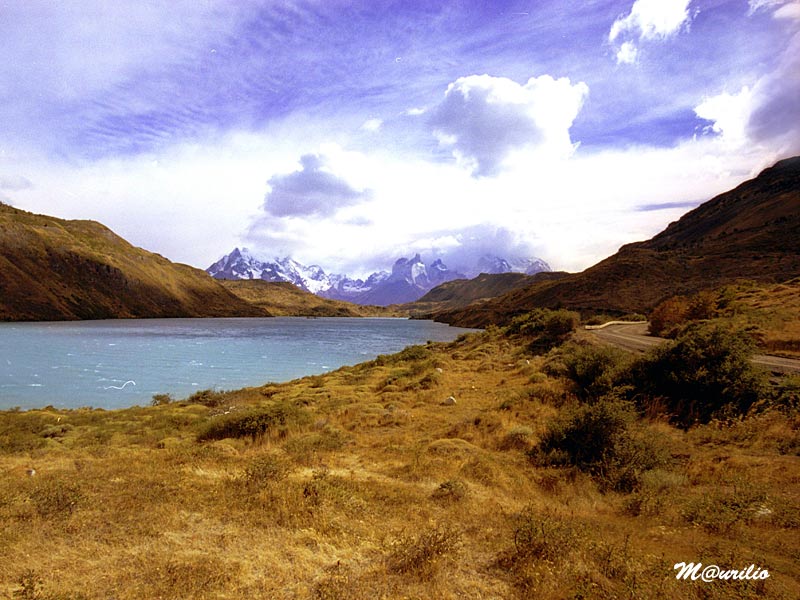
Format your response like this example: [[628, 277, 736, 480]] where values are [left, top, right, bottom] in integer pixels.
[[0, 204, 265, 321], [432, 156, 800, 327], [219, 279, 402, 317], [403, 271, 569, 316]]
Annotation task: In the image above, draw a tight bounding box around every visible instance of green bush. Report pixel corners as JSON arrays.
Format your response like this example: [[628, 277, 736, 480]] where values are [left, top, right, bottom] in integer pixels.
[[150, 393, 173, 406], [505, 308, 580, 353], [186, 389, 227, 408], [561, 344, 633, 401], [197, 402, 306, 442], [529, 400, 662, 492], [631, 324, 766, 427]]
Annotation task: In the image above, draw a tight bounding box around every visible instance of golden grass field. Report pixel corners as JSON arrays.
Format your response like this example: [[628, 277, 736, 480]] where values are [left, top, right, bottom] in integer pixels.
[[1, 325, 799, 599]]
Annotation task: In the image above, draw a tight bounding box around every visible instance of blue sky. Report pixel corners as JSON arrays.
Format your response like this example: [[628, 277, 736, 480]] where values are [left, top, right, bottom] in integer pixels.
[[1, 0, 798, 274]]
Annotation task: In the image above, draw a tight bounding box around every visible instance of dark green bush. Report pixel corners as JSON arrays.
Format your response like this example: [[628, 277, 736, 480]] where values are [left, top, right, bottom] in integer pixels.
[[150, 393, 173, 406], [631, 324, 766, 427], [561, 344, 633, 401], [197, 402, 306, 442], [529, 400, 662, 492], [186, 389, 227, 408], [505, 308, 580, 353]]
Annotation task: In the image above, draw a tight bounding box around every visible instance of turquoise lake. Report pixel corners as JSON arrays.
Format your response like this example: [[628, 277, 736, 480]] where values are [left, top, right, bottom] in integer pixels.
[[0, 317, 477, 410]]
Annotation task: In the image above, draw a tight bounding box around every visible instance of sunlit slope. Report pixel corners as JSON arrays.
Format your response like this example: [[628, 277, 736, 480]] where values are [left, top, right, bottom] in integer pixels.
[[0, 204, 264, 321]]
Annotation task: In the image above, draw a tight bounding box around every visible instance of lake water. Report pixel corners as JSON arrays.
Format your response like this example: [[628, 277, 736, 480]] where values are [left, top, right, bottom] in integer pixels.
[[0, 317, 476, 410]]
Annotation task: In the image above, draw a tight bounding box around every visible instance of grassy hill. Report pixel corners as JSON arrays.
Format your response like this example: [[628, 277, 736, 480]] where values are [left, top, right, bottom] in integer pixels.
[[220, 279, 403, 317], [431, 157, 800, 327], [1, 319, 798, 598], [0, 204, 265, 321]]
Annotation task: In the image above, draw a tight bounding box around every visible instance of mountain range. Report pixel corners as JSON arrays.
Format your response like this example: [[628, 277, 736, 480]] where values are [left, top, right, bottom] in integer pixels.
[[428, 156, 800, 327], [206, 248, 552, 306]]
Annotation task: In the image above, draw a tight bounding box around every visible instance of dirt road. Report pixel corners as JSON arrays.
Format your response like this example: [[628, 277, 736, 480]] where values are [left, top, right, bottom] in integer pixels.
[[588, 322, 800, 374]]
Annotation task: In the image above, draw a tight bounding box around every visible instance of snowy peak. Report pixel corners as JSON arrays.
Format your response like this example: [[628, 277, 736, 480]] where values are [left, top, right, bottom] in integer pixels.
[[467, 254, 551, 278], [207, 249, 550, 306], [207, 248, 332, 294]]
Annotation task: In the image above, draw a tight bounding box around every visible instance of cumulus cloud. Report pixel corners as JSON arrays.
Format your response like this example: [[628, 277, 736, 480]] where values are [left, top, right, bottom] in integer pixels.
[[262, 153, 371, 218], [609, 0, 693, 64], [429, 74, 588, 177], [616, 41, 639, 65], [694, 32, 800, 154], [694, 87, 753, 146]]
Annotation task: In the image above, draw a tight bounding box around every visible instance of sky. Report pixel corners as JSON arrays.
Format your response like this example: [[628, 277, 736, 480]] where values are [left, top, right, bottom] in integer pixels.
[[1, 0, 798, 276]]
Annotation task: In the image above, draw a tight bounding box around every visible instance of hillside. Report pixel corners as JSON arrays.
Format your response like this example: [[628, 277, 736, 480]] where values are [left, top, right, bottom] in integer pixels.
[[0, 204, 264, 321], [404, 271, 569, 316], [432, 156, 800, 327], [219, 280, 403, 317]]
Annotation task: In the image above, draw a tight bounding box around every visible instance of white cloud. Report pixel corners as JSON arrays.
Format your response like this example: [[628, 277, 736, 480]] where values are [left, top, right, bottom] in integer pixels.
[[616, 41, 639, 65], [361, 118, 383, 132], [609, 0, 693, 64], [429, 74, 588, 177], [694, 87, 753, 147], [694, 31, 800, 155], [610, 0, 693, 42]]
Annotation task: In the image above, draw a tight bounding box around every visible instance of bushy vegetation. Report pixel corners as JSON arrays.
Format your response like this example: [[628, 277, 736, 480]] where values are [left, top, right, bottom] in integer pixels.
[[631, 323, 766, 426], [505, 308, 580, 352], [196, 401, 306, 442], [529, 400, 663, 492]]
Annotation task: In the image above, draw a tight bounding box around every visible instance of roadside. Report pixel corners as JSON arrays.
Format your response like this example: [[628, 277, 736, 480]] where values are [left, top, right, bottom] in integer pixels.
[[588, 322, 800, 374]]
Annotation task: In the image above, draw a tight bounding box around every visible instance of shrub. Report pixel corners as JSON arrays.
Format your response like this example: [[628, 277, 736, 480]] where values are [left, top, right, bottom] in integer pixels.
[[386, 524, 461, 579], [29, 477, 82, 518], [529, 400, 662, 492], [505, 308, 580, 353], [509, 508, 576, 563], [561, 344, 633, 401], [243, 454, 290, 487], [150, 393, 173, 406], [186, 389, 226, 408], [197, 402, 305, 442], [431, 479, 468, 503], [631, 324, 766, 427]]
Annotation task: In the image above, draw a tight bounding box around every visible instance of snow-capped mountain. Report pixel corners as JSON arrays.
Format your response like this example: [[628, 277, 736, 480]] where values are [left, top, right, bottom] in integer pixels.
[[467, 254, 551, 278], [206, 248, 333, 294], [207, 249, 550, 305]]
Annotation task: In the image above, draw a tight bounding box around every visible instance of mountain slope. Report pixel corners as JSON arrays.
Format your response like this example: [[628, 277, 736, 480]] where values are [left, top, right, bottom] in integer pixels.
[[0, 204, 264, 321], [403, 271, 569, 315], [218, 280, 402, 317], [432, 156, 800, 327]]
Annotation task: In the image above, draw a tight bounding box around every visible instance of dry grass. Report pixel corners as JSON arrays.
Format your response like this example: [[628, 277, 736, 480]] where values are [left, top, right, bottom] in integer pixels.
[[1, 328, 799, 599]]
